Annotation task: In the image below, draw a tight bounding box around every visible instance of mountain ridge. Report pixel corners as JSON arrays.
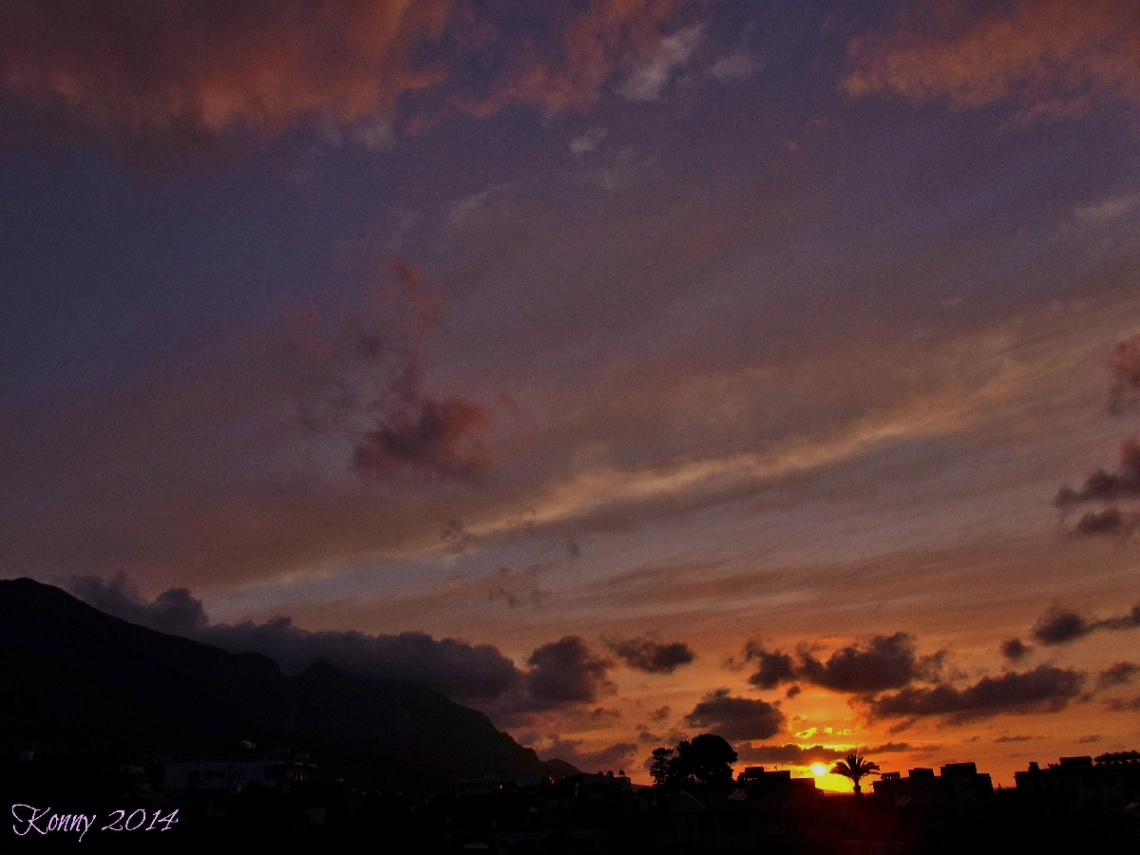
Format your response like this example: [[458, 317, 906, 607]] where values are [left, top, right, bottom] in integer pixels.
[[0, 577, 563, 789]]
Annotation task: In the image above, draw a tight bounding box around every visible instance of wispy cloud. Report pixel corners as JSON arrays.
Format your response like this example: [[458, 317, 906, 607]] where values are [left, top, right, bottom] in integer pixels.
[[570, 127, 608, 155], [1073, 194, 1140, 226], [617, 25, 702, 101], [451, 2, 697, 118], [462, 352, 1026, 538], [709, 51, 762, 83]]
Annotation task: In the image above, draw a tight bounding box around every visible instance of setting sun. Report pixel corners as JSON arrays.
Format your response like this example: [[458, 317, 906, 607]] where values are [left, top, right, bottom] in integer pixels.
[[811, 763, 829, 778]]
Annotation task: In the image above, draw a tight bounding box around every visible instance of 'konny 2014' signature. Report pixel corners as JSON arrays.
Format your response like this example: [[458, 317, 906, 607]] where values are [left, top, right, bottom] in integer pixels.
[[11, 804, 179, 842]]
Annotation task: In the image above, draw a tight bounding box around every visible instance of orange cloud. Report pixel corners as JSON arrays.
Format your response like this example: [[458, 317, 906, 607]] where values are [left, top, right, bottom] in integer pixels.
[[843, 0, 1140, 122], [0, 0, 696, 147], [0, 1, 449, 140]]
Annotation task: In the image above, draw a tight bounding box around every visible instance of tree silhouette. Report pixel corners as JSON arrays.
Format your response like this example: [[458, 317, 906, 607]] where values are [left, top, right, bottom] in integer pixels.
[[649, 747, 674, 787], [831, 752, 879, 798], [679, 734, 738, 787], [649, 734, 738, 789]]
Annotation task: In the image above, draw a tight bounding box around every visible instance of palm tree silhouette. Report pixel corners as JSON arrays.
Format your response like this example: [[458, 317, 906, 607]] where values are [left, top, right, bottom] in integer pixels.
[[831, 752, 880, 798]]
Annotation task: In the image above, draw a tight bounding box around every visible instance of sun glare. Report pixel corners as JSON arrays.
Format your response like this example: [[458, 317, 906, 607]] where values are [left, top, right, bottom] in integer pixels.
[[810, 763, 828, 777]]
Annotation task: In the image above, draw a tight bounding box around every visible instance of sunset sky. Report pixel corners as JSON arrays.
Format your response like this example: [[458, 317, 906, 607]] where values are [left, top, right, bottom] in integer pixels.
[[3, 0, 1140, 789]]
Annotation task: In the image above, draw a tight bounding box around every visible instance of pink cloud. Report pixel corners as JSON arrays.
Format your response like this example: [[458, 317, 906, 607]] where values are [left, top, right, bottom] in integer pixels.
[[0, 1, 448, 139], [353, 395, 495, 480], [276, 256, 500, 481], [0, 0, 698, 148], [843, 0, 1140, 122]]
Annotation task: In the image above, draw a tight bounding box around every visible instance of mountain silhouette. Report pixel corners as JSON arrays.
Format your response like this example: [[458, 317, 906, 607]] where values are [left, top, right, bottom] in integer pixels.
[[0, 578, 558, 790]]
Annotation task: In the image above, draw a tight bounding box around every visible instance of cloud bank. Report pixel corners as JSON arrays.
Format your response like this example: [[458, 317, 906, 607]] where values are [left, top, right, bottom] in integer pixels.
[[866, 665, 1085, 723], [70, 573, 520, 700], [745, 633, 944, 694], [68, 575, 625, 714]]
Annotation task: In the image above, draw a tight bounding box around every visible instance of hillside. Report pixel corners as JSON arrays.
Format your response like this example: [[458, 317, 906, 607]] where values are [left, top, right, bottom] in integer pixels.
[[0, 578, 556, 790]]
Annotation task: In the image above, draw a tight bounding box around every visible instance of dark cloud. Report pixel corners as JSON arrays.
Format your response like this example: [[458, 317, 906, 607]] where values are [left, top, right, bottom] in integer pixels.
[[1097, 661, 1139, 689], [743, 643, 797, 690], [866, 666, 1085, 723], [603, 636, 695, 674], [1055, 438, 1140, 509], [994, 735, 1036, 743], [745, 633, 943, 694], [1031, 606, 1092, 645], [1000, 637, 1030, 661], [1099, 605, 1140, 632], [801, 633, 943, 693], [649, 705, 672, 723], [1056, 336, 1140, 533], [524, 636, 615, 707], [0, 0, 695, 151], [1030, 603, 1140, 645], [203, 618, 521, 701], [785, 685, 802, 699], [1073, 508, 1135, 537], [869, 742, 921, 755], [684, 688, 785, 742], [843, 0, 1140, 124], [69, 573, 207, 636], [68, 574, 521, 701]]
